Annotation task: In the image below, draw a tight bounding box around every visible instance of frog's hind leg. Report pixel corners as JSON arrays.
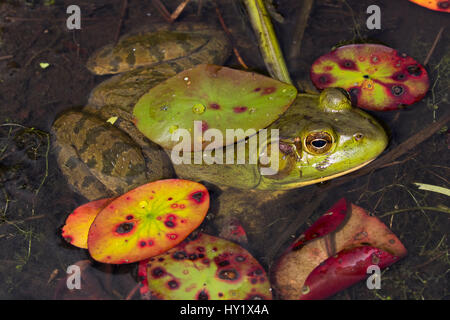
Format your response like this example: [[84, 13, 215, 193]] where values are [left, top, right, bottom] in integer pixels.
[[52, 110, 167, 201], [53, 137, 115, 201]]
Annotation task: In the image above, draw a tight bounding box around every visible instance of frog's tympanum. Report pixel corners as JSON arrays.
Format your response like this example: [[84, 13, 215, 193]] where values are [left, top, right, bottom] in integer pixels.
[[52, 23, 388, 238]]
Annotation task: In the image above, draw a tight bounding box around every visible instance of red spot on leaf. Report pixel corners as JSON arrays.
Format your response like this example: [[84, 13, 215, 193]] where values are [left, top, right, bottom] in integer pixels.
[[167, 233, 178, 240], [209, 103, 221, 110], [262, 87, 276, 95], [64, 236, 73, 244], [201, 120, 208, 132], [190, 190, 206, 204], [233, 106, 247, 113]]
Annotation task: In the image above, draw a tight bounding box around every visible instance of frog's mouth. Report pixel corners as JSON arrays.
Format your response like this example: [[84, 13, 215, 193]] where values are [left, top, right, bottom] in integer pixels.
[[257, 158, 375, 190]]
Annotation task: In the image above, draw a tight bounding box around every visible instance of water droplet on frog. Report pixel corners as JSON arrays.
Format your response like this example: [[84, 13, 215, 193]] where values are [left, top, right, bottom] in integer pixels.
[[184, 77, 189, 81], [192, 103, 206, 114]]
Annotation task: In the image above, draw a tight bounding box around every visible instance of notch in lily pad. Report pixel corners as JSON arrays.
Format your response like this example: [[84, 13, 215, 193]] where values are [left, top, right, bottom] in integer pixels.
[[87, 179, 210, 264], [141, 233, 272, 300], [133, 64, 297, 151], [409, 0, 450, 12], [310, 44, 429, 111]]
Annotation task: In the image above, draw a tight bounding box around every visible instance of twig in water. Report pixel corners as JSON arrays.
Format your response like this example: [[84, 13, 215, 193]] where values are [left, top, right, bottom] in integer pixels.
[[424, 26, 444, 66], [152, 0, 190, 23], [115, 0, 128, 43], [125, 283, 142, 300], [378, 206, 450, 218], [0, 55, 13, 61], [214, 3, 248, 69]]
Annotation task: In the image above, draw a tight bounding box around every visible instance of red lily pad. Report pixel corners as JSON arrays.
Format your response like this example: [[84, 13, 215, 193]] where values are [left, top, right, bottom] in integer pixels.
[[300, 246, 401, 300], [272, 199, 407, 299], [62, 198, 113, 249], [409, 0, 450, 12], [133, 64, 297, 151], [142, 233, 272, 300], [310, 44, 429, 111], [87, 179, 210, 264]]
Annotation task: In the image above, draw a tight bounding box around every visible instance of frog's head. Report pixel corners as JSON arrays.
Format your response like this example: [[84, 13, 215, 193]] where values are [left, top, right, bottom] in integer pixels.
[[258, 88, 388, 190]]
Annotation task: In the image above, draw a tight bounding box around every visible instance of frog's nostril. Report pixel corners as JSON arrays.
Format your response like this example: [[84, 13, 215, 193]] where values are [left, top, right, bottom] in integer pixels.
[[353, 133, 364, 141]]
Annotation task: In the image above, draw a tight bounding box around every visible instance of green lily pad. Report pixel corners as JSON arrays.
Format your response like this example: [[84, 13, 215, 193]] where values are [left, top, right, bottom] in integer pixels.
[[143, 233, 272, 300], [310, 44, 429, 111], [133, 64, 297, 151]]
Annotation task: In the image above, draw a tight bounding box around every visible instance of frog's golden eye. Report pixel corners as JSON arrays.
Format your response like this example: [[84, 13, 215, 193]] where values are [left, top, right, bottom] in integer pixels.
[[304, 132, 333, 154]]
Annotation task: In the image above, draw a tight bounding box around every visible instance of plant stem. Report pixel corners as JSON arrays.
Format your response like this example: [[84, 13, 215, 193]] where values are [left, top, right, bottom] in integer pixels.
[[243, 0, 292, 84]]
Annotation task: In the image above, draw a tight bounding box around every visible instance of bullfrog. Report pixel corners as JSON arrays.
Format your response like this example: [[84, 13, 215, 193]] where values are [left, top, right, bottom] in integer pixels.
[[52, 22, 388, 240]]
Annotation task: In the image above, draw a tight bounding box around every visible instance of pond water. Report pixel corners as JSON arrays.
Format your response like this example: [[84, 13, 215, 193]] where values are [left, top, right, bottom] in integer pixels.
[[0, 0, 448, 300]]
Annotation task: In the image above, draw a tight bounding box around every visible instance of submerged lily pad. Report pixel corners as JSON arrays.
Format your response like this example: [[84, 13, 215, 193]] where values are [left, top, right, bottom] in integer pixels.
[[409, 0, 450, 12], [133, 64, 297, 151], [87, 179, 210, 264], [143, 233, 272, 300], [310, 44, 429, 111], [62, 198, 113, 249]]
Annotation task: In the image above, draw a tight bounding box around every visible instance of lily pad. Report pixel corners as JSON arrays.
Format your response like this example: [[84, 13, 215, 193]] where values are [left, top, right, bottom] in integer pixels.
[[133, 64, 297, 151], [310, 44, 429, 111], [409, 0, 450, 12], [87, 179, 210, 264], [272, 199, 407, 299], [62, 198, 113, 249], [142, 233, 272, 300], [300, 246, 401, 300]]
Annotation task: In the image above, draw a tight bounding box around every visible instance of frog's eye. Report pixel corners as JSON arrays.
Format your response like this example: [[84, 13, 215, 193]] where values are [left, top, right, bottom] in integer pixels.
[[304, 132, 333, 155]]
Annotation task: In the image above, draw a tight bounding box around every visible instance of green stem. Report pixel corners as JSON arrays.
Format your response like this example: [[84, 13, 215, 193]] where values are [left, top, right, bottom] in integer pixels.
[[243, 0, 292, 84]]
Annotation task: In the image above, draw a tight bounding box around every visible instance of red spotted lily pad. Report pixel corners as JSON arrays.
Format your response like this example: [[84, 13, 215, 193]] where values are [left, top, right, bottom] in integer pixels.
[[140, 233, 272, 300], [87, 179, 210, 264], [310, 44, 429, 111], [133, 64, 297, 151], [62, 198, 113, 249], [409, 0, 450, 12], [272, 198, 407, 300]]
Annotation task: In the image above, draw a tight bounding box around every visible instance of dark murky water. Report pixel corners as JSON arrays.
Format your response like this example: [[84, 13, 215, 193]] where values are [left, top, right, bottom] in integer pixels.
[[0, 0, 448, 300]]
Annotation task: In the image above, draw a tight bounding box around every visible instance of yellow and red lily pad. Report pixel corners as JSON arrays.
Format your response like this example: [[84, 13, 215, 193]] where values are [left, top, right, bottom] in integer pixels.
[[141, 233, 272, 300], [409, 0, 450, 12], [62, 198, 113, 249], [133, 64, 297, 151], [87, 179, 210, 264], [310, 44, 429, 111]]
